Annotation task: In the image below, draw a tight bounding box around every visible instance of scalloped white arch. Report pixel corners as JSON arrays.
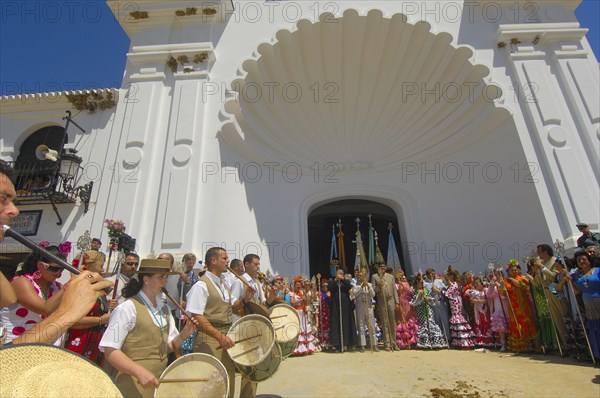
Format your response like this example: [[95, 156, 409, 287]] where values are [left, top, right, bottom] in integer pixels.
[[220, 9, 510, 174]]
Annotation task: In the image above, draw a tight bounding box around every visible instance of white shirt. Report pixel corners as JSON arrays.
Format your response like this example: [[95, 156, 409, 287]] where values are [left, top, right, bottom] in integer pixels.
[[186, 271, 233, 316], [351, 282, 376, 306], [98, 291, 178, 351], [242, 273, 266, 304], [223, 271, 237, 290]]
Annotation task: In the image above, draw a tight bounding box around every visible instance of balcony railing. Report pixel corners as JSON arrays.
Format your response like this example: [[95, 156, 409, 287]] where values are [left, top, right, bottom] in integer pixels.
[[8, 159, 92, 224]]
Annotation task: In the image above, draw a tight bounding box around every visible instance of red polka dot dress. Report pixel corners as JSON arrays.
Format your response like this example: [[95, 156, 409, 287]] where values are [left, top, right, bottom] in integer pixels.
[[0, 273, 61, 344]]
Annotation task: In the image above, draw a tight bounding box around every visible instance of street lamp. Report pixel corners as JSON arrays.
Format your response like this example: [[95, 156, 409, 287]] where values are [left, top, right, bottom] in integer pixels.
[[59, 151, 93, 214]]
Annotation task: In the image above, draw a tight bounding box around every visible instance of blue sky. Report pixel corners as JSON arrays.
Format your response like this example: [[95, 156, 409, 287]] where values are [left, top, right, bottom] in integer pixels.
[[1, 0, 598, 95]]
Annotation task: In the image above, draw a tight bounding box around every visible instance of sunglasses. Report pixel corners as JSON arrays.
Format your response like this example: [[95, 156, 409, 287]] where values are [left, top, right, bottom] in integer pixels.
[[125, 261, 139, 266], [41, 262, 63, 272]]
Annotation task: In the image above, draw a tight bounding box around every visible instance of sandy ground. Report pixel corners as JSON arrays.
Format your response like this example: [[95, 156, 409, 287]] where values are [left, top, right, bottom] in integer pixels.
[[230, 349, 599, 398]]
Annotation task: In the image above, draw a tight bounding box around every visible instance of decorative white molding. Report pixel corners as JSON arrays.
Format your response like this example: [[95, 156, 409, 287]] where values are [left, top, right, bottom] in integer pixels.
[[498, 22, 588, 43], [221, 9, 509, 174], [127, 42, 215, 65], [0, 88, 119, 113], [112, 1, 234, 37]]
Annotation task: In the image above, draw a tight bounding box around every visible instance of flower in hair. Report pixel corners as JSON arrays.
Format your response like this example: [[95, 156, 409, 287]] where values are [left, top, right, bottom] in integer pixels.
[[58, 241, 72, 255], [39, 240, 50, 248], [508, 259, 519, 267]]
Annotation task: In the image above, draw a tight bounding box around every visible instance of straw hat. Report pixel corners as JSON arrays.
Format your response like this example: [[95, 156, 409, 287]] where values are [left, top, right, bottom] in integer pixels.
[[0, 343, 123, 398], [136, 258, 178, 274]]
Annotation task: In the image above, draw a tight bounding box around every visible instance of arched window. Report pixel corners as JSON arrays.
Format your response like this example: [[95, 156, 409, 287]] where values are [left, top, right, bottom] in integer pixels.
[[13, 126, 67, 197]]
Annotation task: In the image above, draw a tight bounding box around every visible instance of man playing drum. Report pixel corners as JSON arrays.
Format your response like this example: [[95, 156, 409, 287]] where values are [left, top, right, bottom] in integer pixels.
[[187, 247, 253, 398], [229, 254, 278, 397]]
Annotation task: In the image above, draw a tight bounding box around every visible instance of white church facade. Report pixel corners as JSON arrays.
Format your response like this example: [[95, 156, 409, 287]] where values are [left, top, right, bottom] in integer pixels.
[[1, 0, 598, 277]]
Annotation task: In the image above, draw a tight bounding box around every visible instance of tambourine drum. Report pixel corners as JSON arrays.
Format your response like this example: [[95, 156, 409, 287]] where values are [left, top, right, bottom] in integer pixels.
[[226, 314, 281, 383], [155, 353, 229, 398], [269, 304, 301, 358], [246, 301, 272, 318]]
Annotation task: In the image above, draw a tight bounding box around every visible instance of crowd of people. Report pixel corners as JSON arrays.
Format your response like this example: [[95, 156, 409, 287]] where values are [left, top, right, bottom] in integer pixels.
[[258, 245, 598, 364], [1, 159, 599, 398], [312, 253, 598, 362]]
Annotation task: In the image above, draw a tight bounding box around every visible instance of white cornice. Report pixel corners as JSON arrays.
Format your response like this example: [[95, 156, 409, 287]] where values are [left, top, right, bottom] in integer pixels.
[[0, 88, 120, 114], [481, 0, 581, 11], [110, 0, 234, 37], [498, 22, 588, 43], [127, 42, 215, 65]]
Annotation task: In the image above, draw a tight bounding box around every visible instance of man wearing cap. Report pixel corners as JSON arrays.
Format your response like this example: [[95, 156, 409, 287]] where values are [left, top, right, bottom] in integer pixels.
[[187, 247, 252, 398], [576, 223, 600, 249], [90, 238, 107, 262]]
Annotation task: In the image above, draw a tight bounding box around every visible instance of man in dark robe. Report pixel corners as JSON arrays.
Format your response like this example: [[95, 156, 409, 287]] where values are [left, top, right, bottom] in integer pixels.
[[328, 268, 357, 352]]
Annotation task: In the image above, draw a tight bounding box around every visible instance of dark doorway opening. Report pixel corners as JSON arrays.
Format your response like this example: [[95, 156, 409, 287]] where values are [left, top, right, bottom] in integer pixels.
[[307, 199, 405, 278]]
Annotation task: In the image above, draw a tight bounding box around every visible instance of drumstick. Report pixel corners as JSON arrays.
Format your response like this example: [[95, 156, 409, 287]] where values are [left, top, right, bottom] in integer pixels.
[[230, 347, 257, 359], [159, 378, 209, 383], [227, 266, 255, 291], [162, 288, 200, 329], [216, 333, 262, 349], [270, 314, 287, 319]]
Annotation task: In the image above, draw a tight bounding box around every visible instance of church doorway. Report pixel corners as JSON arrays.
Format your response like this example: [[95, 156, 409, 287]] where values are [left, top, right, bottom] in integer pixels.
[[307, 199, 405, 279]]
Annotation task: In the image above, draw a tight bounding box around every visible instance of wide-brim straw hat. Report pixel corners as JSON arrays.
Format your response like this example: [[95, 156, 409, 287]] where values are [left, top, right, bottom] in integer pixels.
[[136, 258, 178, 274], [0, 343, 123, 398]]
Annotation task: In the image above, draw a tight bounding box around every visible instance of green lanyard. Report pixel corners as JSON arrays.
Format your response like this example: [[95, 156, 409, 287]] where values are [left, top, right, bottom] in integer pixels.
[[138, 294, 166, 336]]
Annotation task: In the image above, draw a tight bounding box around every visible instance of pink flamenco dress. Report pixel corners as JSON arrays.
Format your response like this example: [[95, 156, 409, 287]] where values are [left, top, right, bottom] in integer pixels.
[[395, 282, 418, 348], [289, 290, 316, 356], [444, 282, 475, 348]]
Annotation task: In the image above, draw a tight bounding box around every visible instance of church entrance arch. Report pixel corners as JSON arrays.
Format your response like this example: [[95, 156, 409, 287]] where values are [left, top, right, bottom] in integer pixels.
[[307, 199, 405, 279]]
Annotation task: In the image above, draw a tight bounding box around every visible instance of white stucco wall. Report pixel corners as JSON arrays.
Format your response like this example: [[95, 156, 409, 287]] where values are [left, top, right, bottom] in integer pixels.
[[1, 1, 597, 278]]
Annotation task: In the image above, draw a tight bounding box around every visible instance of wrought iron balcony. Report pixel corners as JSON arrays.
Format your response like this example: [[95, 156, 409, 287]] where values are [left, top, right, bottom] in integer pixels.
[[8, 157, 93, 225]]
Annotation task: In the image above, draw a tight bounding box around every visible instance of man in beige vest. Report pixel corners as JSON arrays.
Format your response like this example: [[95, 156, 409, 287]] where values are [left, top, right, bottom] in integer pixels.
[[371, 262, 399, 351], [187, 247, 252, 398]]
